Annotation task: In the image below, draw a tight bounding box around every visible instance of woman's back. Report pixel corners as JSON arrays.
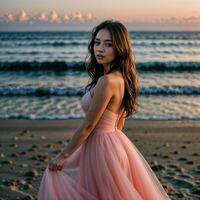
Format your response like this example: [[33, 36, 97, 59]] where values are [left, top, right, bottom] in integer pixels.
[[90, 71, 125, 115]]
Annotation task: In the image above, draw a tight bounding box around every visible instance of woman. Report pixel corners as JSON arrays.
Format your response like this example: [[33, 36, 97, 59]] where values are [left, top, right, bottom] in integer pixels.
[[38, 20, 171, 200]]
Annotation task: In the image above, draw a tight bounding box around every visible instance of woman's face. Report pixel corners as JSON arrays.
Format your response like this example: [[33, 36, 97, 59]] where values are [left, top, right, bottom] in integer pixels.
[[93, 29, 116, 67]]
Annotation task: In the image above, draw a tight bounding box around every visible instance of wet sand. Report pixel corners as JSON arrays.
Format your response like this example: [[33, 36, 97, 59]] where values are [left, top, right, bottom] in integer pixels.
[[0, 119, 199, 200]]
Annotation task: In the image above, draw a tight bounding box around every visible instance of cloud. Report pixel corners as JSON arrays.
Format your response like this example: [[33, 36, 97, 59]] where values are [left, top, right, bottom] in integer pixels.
[[85, 12, 92, 21], [37, 12, 48, 22], [182, 16, 200, 22], [5, 13, 15, 23], [49, 10, 61, 23], [62, 14, 70, 23], [69, 11, 93, 23], [34, 10, 61, 23], [17, 9, 29, 23], [155, 16, 200, 24], [70, 11, 84, 23], [0, 10, 29, 24], [0, 9, 199, 30], [0, 10, 93, 25]]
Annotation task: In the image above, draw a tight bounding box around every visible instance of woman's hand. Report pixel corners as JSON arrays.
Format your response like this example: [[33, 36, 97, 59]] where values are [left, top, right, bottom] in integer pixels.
[[48, 154, 66, 171]]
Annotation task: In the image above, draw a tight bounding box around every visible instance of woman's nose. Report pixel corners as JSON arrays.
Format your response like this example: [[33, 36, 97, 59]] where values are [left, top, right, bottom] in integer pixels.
[[97, 44, 105, 52], [97, 45, 105, 52]]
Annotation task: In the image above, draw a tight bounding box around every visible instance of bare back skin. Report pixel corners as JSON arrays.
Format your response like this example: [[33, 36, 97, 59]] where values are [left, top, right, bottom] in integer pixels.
[[90, 71, 126, 130]]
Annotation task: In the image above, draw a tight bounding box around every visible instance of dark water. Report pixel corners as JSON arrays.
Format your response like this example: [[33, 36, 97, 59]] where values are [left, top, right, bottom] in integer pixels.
[[0, 31, 199, 120]]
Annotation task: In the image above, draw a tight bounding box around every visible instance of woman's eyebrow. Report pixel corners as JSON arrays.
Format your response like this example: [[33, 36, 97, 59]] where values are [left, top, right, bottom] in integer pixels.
[[94, 38, 112, 42]]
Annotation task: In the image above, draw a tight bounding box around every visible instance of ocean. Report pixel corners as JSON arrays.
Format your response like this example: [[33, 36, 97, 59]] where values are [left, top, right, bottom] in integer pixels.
[[0, 31, 199, 120]]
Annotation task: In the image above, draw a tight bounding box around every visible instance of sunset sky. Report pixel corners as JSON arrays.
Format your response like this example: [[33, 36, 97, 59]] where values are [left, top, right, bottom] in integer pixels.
[[0, 0, 200, 31]]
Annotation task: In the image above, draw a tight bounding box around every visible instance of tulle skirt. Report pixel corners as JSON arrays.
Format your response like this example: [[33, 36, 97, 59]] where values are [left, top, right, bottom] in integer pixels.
[[38, 129, 171, 200]]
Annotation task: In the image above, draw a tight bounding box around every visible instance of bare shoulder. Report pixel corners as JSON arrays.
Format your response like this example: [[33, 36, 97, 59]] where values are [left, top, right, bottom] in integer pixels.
[[96, 74, 115, 89], [106, 72, 124, 87], [93, 72, 124, 97]]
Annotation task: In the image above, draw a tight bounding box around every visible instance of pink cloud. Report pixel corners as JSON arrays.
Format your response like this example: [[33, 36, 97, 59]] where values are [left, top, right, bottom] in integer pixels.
[[5, 13, 15, 23], [37, 12, 48, 22], [0, 9, 199, 27], [49, 10, 61, 23], [153, 15, 200, 25], [0, 10, 94, 24], [85, 12, 92, 21], [70, 11, 84, 23], [17, 10, 29, 23], [182, 16, 200, 22], [62, 14, 70, 23]]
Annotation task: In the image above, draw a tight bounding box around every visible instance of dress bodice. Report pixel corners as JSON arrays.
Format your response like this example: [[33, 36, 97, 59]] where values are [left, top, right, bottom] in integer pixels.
[[81, 91, 120, 132]]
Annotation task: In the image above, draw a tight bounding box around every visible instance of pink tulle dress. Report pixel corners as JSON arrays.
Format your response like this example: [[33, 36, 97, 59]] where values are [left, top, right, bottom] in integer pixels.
[[38, 91, 171, 200]]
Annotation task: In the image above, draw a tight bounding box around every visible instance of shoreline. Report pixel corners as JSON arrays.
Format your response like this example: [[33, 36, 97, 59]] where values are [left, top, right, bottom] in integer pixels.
[[1, 118, 200, 126]]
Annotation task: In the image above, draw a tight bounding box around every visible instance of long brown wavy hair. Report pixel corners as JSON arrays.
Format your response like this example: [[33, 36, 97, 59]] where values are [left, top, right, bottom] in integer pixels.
[[85, 19, 140, 118]]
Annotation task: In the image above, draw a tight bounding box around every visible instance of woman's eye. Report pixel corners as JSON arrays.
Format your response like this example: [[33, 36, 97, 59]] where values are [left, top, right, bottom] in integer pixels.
[[94, 41, 100, 45], [94, 42, 112, 47], [106, 43, 112, 47]]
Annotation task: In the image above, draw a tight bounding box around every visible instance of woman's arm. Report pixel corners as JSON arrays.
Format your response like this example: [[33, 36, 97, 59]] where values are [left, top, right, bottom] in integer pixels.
[[59, 75, 114, 158]]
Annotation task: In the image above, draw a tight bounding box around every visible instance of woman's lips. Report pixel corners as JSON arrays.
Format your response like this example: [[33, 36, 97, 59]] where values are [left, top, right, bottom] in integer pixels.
[[96, 55, 105, 59]]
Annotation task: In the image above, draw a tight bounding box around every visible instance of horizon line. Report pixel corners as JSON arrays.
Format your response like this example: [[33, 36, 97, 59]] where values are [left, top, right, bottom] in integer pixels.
[[1, 29, 200, 32]]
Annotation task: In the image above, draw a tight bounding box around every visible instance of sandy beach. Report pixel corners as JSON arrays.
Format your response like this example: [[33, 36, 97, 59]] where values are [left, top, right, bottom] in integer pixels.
[[0, 119, 199, 200]]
